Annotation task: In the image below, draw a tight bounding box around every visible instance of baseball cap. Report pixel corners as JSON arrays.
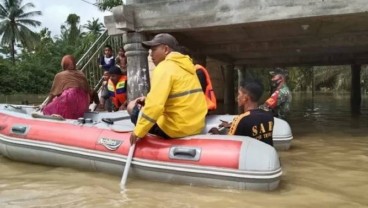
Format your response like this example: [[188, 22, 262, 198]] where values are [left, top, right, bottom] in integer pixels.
[[269, 67, 287, 76], [142, 33, 178, 49]]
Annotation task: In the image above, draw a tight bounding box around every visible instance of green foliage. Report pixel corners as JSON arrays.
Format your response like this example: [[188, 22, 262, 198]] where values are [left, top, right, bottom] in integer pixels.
[[0, 14, 102, 94], [0, 0, 42, 62], [96, 0, 122, 11], [287, 66, 313, 91], [84, 18, 105, 37], [0, 59, 18, 94], [60, 14, 83, 46]]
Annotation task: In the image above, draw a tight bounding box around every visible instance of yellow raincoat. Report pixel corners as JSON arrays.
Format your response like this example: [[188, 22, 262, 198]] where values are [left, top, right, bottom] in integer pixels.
[[134, 52, 207, 138]]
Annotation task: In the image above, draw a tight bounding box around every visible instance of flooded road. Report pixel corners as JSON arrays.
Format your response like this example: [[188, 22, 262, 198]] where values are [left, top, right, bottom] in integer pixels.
[[1, 92, 368, 208]]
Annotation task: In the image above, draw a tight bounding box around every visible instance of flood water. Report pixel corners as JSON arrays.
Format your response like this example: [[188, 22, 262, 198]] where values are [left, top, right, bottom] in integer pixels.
[[1, 92, 368, 208]]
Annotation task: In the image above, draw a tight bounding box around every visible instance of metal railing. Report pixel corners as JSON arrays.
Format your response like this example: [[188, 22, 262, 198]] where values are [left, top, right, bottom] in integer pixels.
[[41, 30, 125, 105], [78, 30, 125, 89]]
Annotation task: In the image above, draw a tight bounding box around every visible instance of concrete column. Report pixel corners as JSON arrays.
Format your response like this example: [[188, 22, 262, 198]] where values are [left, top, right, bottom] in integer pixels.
[[311, 66, 316, 111], [124, 32, 150, 101], [237, 65, 247, 85], [193, 54, 207, 67], [224, 64, 236, 115], [350, 64, 361, 115], [237, 65, 247, 114]]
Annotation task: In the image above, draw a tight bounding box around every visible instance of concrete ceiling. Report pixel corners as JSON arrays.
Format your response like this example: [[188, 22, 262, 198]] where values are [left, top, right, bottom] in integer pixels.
[[107, 0, 368, 67], [171, 13, 368, 67]]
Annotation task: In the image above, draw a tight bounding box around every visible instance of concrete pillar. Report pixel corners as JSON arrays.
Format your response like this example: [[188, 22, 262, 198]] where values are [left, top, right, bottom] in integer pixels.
[[237, 65, 247, 114], [224, 64, 236, 115], [237, 65, 247, 85], [124, 32, 150, 101], [312, 66, 316, 97], [193, 54, 207, 67], [350, 64, 361, 115]]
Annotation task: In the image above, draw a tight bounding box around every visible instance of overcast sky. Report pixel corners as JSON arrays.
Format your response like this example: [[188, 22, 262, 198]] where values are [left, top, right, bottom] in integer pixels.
[[31, 0, 112, 37]]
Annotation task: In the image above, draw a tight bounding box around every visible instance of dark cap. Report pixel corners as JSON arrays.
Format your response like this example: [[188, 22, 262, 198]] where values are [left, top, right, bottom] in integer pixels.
[[142, 33, 178, 49], [108, 66, 122, 75], [269, 67, 287, 77]]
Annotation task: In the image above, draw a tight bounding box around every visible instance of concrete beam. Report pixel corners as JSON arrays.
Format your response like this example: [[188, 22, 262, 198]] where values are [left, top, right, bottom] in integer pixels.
[[115, 0, 368, 32], [235, 53, 368, 67], [196, 32, 368, 55], [104, 15, 125, 35], [112, 5, 135, 31]]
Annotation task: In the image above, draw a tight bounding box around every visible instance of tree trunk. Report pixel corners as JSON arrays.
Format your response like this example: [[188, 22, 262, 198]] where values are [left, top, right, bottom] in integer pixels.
[[11, 39, 15, 64]]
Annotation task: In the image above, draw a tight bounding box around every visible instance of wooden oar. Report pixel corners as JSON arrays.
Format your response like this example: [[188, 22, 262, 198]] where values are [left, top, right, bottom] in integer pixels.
[[120, 142, 136, 190]]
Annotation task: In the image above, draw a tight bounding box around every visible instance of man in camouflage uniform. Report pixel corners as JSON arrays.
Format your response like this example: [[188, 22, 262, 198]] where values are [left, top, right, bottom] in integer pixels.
[[263, 68, 292, 119]]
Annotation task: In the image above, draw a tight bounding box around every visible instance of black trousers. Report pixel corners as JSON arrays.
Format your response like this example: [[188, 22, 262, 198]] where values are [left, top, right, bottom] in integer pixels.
[[130, 105, 170, 139]]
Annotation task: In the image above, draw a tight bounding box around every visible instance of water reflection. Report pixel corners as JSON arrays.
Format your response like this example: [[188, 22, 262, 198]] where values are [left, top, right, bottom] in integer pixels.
[[0, 92, 368, 208]]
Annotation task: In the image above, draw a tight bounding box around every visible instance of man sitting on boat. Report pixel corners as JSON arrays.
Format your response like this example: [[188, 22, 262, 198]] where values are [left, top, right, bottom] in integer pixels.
[[41, 55, 91, 119], [129, 33, 207, 144], [107, 66, 128, 111], [210, 80, 274, 146]]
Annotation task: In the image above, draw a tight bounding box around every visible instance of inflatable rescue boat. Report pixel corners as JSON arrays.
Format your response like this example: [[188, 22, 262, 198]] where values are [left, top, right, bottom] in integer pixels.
[[0, 104, 284, 191]]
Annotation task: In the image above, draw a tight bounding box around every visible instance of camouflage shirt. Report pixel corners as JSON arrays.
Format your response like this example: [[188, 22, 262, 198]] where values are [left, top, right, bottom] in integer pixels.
[[265, 84, 292, 119]]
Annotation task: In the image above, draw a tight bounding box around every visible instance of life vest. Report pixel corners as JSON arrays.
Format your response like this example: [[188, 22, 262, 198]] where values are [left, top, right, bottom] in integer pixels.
[[107, 75, 127, 109], [265, 90, 279, 109], [195, 64, 217, 110]]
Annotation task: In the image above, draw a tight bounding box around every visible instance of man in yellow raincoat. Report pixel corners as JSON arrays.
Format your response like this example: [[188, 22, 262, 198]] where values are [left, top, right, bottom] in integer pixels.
[[129, 33, 207, 144]]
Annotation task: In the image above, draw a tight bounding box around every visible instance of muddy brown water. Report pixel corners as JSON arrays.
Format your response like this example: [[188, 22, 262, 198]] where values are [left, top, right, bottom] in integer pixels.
[[0, 92, 367, 208]]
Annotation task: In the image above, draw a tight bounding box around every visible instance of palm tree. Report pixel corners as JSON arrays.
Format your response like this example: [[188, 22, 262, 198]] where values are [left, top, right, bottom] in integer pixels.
[[84, 18, 104, 36], [65, 13, 81, 45], [0, 0, 41, 63]]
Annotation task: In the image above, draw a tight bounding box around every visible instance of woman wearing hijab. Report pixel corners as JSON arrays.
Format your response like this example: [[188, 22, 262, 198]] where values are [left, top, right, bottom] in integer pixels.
[[42, 55, 91, 119]]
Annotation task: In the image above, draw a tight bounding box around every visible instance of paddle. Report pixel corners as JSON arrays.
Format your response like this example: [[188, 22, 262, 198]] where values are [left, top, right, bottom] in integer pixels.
[[109, 123, 135, 189], [120, 142, 136, 190], [101, 116, 131, 125]]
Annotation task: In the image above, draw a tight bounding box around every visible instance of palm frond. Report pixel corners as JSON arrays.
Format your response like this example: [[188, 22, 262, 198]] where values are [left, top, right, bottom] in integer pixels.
[[18, 2, 35, 11], [17, 10, 41, 19], [0, 0, 41, 62], [18, 23, 37, 49], [16, 18, 41, 27], [0, 4, 8, 17]]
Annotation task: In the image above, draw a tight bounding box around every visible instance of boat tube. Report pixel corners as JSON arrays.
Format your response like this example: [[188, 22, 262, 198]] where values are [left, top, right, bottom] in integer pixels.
[[0, 104, 282, 191]]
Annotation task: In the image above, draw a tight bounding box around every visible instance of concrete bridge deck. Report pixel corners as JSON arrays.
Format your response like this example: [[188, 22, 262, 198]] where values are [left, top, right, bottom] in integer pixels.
[[106, 0, 368, 67], [104, 0, 367, 113]]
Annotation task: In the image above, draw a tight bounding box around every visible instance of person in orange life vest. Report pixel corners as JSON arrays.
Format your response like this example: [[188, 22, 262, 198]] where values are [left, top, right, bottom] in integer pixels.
[[195, 64, 217, 110], [177, 46, 217, 111], [209, 80, 274, 146], [107, 66, 128, 111]]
